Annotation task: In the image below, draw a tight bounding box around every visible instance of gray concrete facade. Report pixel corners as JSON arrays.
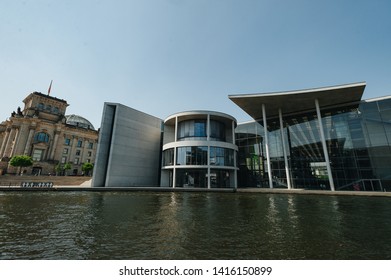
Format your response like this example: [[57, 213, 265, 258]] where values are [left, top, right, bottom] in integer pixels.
[[92, 103, 163, 187]]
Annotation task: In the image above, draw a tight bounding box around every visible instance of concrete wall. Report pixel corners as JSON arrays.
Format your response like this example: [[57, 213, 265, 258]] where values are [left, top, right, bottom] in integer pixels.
[[91, 104, 116, 187], [162, 123, 175, 145], [92, 103, 163, 187]]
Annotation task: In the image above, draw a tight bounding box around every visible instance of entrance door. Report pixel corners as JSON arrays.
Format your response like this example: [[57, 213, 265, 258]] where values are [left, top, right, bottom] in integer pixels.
[[32, 167, 42, 176]]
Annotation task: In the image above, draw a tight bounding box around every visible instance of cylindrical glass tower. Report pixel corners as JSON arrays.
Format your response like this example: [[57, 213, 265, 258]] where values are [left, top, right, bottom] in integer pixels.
[[161, 111, 238, 188]]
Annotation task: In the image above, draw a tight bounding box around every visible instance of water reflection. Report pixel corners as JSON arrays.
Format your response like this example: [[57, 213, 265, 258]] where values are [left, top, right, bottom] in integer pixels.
[[1, 192, 391, 259]]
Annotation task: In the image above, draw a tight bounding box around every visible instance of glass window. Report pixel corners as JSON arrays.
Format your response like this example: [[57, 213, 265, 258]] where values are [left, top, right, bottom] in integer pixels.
[[210, 120, 226, 141], [364, 121, 388, 146], [77, 140, 83, 147], [87, 151, 92, 157], [162, 148, 174, 166], [88, 142, 94, 149], [210, 169, 233, 188], [378, 98, 391, 111], [177, 120, 207, 140], [74, 158, 79, 164], [37, 103, 44, 110], [63, 148, 68, 154], [360, 101, 378, 114], [194, 121, 206, 137], [175, 168, 208, 188], [61, 156, 67, 163], [64, 138, 71, 146], [380, 110, 391, 123], [76, 150, 81, 156], [210, 147, 234, 166], [32, 149, 44, 161], [34, 132, 49, 143], [177, 146, 207, 165], [235, 104, 391, 190]]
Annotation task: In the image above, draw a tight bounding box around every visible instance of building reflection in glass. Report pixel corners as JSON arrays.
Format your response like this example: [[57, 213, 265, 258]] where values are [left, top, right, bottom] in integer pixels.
[[236, 97, 391, 191]]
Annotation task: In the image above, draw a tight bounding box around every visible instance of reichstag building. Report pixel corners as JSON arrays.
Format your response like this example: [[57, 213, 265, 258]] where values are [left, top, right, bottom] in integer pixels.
[[0, 91, 99, 176]]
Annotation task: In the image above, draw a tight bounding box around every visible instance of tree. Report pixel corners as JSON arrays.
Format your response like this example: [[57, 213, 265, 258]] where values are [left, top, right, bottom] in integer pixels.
[[9, 155, 33, 175], [55, 163, 63, 176], [82, 162, 94, 176], [63, 162, 72, 176]]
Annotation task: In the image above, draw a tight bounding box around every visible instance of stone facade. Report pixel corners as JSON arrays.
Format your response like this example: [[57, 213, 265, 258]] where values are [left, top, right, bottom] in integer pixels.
[[0, 91, 99, 176]]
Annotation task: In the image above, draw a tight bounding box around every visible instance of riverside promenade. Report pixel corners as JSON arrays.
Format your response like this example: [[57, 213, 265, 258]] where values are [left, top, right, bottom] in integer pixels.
[[0, 175, 390, 197]]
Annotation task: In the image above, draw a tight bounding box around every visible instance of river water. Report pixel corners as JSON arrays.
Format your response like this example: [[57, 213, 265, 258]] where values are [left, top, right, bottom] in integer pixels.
[[1, 191, 390, 260]]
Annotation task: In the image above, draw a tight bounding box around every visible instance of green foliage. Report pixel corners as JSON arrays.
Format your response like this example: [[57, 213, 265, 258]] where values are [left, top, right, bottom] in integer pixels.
[[55, 163, 62, 171], [63, 162, 72, 171], [9, 155, 33, 168], [82, 162, 94, 173], [55, 163, 63, 175], [54, 162, 72, 176]]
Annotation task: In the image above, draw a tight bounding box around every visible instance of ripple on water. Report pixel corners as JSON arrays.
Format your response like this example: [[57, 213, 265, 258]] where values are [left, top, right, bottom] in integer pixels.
[[1, 192, 391, 259]]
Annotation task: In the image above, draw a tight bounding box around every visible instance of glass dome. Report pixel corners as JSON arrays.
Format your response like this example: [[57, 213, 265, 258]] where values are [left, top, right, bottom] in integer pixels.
[[65, 114, 95, 130]]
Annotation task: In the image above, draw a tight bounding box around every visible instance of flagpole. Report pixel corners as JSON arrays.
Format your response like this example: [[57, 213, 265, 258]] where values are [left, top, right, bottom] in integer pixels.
[[48, 80, 53, 96]]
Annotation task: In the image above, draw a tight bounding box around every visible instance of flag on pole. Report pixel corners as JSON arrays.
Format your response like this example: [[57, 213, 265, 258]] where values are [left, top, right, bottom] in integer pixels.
[[48, 80, 53, 96]]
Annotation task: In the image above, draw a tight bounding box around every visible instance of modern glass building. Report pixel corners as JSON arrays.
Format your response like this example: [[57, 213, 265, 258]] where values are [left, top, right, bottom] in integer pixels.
[[230, 82, 391, 191], [93, 82, 390, 191], [160, 111, 238, 188]]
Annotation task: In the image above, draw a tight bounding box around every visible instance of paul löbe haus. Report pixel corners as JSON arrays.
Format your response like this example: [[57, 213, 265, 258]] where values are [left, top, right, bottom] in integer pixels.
[[92, 82, 391, 192]]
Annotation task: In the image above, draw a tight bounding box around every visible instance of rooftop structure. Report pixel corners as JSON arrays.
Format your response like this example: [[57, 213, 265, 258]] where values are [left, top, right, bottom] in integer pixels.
[[229, 82, 366, 121]]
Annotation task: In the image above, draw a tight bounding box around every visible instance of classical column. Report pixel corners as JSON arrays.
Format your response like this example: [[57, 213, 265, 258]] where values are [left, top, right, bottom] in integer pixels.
[[13, 125, 27, 156], [279, 109, 292, 189], [23, 128, 35, 155], [49, 131, 60, 159], [68, 135, 77, 163], [262, 104, 273, 188], [3, 127, 16, 158], [315, 99, 335, 191], [9, 128, 20, 157], [0, 129, 10, 157], [80, 138, 88, 162]]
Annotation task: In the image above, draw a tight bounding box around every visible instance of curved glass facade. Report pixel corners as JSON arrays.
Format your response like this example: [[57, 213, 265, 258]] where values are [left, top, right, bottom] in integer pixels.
[[210, 120, 226, 141], [177, 120, 207, 141], [176, 146, 208, 165], [162, 148, 174, 166], [210, 146, 234, 166], [161, 111, 238, 188], [175, 169, 208, 188], [163, 147, 235, 167]]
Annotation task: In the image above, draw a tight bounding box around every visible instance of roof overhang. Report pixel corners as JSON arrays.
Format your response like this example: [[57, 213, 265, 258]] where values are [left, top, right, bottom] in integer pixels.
[[229, 82, 366, 120]]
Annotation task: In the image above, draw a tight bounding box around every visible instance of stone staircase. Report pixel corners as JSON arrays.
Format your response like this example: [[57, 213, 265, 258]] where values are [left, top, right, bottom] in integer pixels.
[[0, 175, 91, 187]]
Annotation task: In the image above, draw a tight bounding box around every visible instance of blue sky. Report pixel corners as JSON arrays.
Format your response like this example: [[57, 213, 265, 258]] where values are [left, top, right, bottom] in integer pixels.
[[1, 0, 391, 129]]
